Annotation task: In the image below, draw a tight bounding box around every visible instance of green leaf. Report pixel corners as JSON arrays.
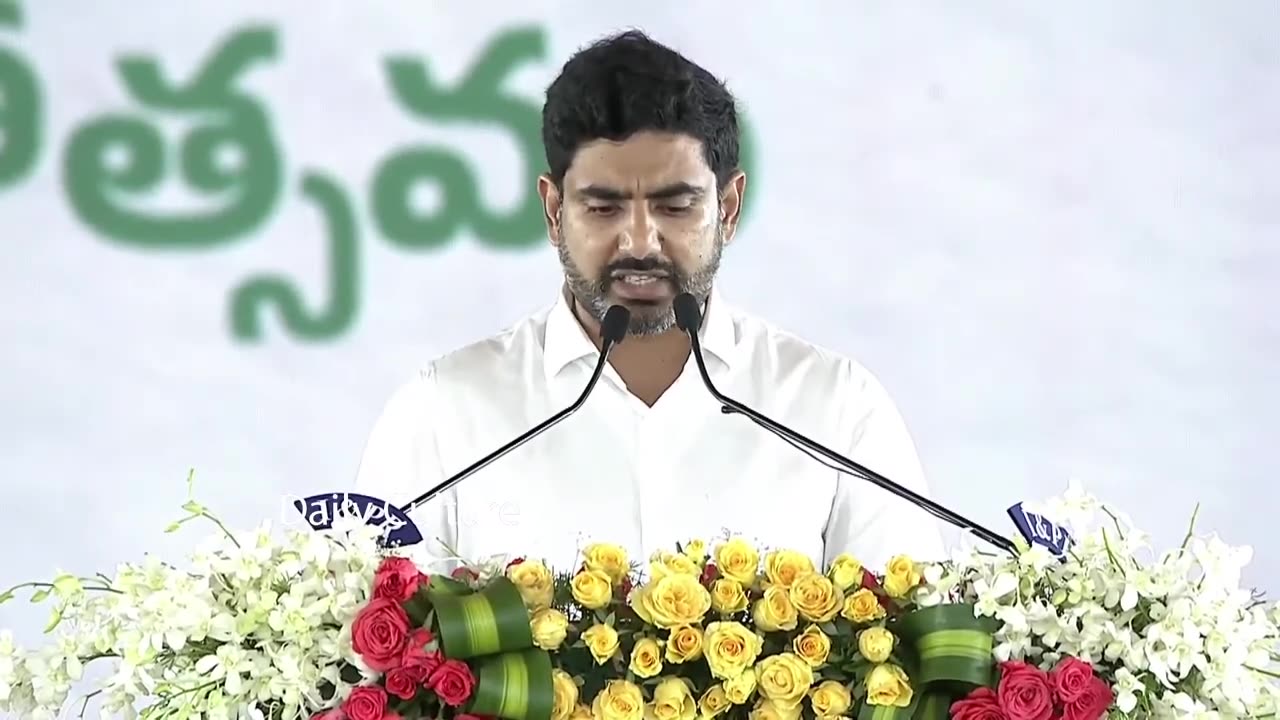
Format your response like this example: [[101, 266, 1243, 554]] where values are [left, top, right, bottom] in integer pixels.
[[182, 500, 205, 515], [0, 588, 15, 605], [164, 522, 182, 533], [29, 588, 49, 603], [44, 605, 63, 632]]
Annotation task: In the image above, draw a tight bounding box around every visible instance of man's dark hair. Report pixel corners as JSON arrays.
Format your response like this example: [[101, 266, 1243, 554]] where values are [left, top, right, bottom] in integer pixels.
[[541, 30, 742, 190]]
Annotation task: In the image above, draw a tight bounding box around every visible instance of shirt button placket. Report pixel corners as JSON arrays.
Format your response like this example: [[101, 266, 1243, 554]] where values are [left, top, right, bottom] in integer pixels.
[[632, 406, 657, 564]]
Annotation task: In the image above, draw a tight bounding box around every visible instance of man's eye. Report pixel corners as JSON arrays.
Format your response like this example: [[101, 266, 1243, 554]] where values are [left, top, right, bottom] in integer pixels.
[[661, 204, 692, 214], [587, 205, 618, 215]]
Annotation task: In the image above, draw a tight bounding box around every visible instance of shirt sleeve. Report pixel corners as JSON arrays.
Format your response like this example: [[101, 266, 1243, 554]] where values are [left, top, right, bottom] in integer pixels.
[[354, 365, 459, 570], [822, 364, 948, 571]]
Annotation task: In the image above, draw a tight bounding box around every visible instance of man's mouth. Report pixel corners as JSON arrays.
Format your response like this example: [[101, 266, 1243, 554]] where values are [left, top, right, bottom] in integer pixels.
[[608, 270, 675, 301], [611, 271, 670, 286]]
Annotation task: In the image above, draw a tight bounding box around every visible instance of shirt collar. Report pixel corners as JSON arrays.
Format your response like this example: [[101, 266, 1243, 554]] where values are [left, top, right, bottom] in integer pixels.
[[543, 286, 738, 380]]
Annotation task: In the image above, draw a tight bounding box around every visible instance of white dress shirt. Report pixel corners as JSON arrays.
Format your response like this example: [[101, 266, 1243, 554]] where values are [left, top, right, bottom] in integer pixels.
[[354, 288, 946, 575]]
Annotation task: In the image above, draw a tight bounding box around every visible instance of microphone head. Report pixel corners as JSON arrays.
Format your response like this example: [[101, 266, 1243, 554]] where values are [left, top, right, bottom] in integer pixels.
[[600, 305, 631, 345], [672, 292, 703, 333]]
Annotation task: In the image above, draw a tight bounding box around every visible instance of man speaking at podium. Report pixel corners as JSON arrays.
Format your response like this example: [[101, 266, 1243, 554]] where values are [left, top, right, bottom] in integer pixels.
[[355, 30, 947, 574]]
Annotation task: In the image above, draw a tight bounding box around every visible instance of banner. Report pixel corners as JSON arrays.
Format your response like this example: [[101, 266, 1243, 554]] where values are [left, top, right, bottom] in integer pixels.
[[2, 1, 1276, 642]]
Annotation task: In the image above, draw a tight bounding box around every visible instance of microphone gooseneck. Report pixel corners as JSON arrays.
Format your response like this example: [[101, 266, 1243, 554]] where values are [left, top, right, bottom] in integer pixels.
[[400, 304, 631, 515], [672, 292, 1016, 555]]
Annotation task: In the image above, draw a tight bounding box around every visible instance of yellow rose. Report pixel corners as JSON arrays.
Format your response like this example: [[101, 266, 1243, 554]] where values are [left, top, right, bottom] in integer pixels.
[[583, 543, 630, 584], [572, 569, 614, 609], [747, 698, 802, 720], [650, 551, 702, 581], [790, 625, 830, 668], [763, 550, 815, 589], [570, 704, 593, 720], [754, 652, 814, 710], [583, 623, 620, 665], [530, 607, 569, 650], [882, 555, 922, 599], [714, 538, 760, 586], [698, 684, 731, 719], [840, 589, 886, 624], [722, 668, 757, 704], [650, 677, 697, 720], [630, 574, 712, 629], [683, 539, 708, 565], [807, 680, 852, 718], [826, 553, 863, 591], [751, 586, 798, 632], [703, 621, 764, 679], [787, 574, 842, 623], [508, 560, 555, 609], [857, 627, 895, 663], [552, 669, 580, 720], [665, 625, 704, 663], [709, 579, 748, 615], [592, 679, 645, 720], [865, 664, 912, 707], [628, 636, 663, 678]]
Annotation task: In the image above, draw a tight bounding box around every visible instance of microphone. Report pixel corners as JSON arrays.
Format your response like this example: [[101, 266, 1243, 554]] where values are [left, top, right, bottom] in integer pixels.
[[399, 304, 631, 516], [671, 292, 1016, 555]]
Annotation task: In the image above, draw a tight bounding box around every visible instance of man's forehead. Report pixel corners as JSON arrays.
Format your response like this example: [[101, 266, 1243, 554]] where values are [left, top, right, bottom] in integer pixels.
[[566, 132, 714, 193]]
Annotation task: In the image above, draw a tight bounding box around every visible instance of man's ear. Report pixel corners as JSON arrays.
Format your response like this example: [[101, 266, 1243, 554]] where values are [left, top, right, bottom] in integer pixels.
[[718, 170, 747, 244], [538, 174, 563, 246]]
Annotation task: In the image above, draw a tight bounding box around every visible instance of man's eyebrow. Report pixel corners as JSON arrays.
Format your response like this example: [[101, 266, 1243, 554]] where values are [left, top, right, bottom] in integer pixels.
[[576, 182, 705, 201]]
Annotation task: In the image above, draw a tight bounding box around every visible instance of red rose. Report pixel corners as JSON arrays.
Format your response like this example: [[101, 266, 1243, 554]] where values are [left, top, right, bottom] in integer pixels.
[[950, 687, 1007, 720], [341, 686, 389, 720], [406, 650, 443, 679], [385, 666, 423, 701], [428, 658, 478, 706], [310, 710, 345, 720], [860, 569, 881, 590], [1063, 677, 1114, 720], [1049, 657, 1096, 705], [451, 567, 479, 582], [396, 629, 442, 694], [700, 564, 719, 585], [402, 628, 437, 663], [860, 570, 895, 609], [351, 598, 411, 672], [997, 661, 1054, 720], [373, 556, 427, 602]]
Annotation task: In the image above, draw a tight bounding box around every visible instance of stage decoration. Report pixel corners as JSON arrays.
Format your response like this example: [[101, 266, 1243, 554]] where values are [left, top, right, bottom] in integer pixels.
[[1, 478, 1276, 720]]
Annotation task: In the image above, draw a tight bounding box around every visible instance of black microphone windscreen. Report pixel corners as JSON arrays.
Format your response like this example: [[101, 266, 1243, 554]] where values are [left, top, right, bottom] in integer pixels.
[[673, 293, 702, 333], [601, 305, 631, 344]]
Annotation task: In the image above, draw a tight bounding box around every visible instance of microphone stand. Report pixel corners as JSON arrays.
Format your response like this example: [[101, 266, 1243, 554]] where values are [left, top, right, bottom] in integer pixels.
[[673, 293, 1016, 555], [399, 304, 631, 516]]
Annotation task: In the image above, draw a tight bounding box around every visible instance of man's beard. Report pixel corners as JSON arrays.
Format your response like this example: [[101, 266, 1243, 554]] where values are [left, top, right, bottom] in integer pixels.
[[557, 224, 724, 337]]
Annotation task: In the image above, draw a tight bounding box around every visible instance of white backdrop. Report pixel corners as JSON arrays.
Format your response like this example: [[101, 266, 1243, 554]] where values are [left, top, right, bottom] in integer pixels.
[[2, 0, 1277, 644]]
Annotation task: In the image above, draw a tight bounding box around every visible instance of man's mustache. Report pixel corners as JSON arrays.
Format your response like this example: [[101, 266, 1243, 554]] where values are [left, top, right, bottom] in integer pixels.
[[604, 258, 679, 276]]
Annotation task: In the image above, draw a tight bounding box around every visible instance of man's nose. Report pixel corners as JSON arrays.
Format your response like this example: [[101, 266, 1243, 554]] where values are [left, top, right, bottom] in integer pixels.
[[617, 204, 662, 257]]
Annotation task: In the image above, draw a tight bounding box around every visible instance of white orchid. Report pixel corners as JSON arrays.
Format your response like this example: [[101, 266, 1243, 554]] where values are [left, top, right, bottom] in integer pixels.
[[0, 477, 380, 719], [920, 483, 1280, 719]]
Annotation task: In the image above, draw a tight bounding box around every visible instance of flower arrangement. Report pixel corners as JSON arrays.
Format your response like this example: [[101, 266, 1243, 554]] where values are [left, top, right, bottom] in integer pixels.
[[0, 480, 1276, 720], [914, 482, 1280, 718]]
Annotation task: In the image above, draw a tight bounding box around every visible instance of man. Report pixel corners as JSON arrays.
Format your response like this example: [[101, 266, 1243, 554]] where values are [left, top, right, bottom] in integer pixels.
[[355, 30, 946, 574]]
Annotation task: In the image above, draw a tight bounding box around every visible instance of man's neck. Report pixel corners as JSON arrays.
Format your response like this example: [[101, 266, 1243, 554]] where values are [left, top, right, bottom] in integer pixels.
[[570, 290, 692, 407]]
